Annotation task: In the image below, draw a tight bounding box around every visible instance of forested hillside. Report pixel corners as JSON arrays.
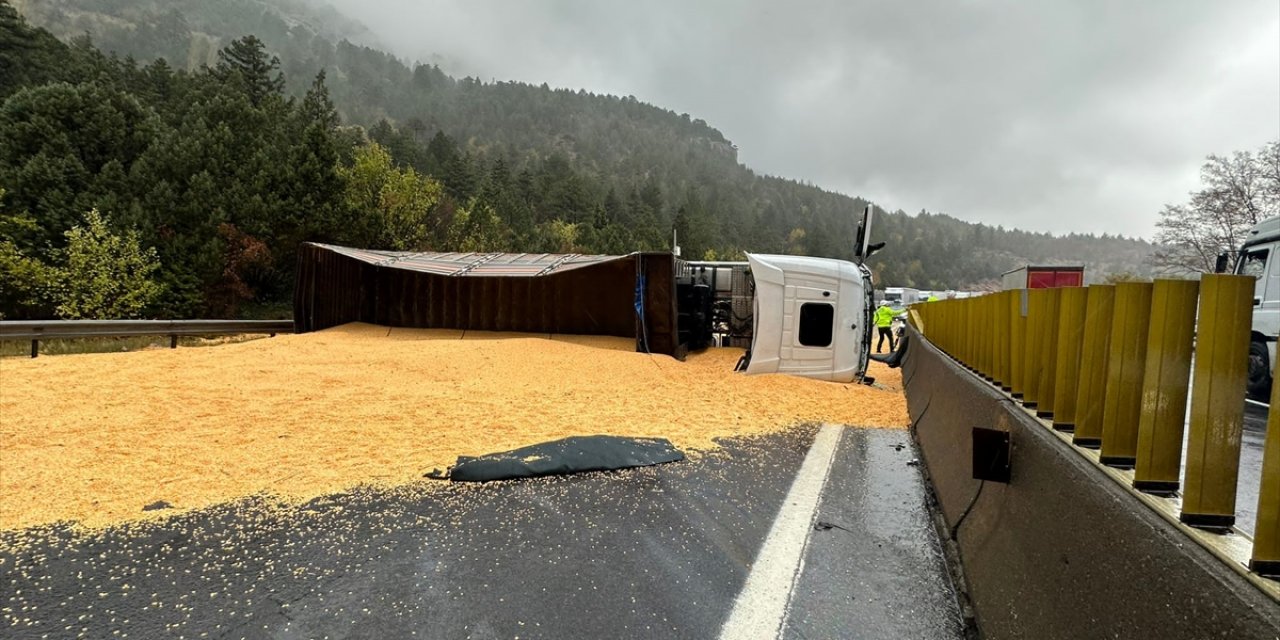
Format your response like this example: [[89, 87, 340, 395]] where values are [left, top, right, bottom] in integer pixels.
[[2, 0, 1156, 319]]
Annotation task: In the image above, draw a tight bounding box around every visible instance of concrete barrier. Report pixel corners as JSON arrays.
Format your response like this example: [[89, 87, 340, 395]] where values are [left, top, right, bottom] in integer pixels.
[[903, 326, 1280, 639]]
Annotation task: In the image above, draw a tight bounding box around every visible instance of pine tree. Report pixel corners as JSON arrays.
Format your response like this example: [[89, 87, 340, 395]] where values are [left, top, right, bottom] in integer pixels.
[[215, 35, 285, 106], [300, 70, 339, 130]]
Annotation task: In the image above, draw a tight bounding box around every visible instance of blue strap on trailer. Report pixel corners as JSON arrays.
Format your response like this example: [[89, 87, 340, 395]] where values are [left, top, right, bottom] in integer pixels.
[[634, 270, 648, 352]]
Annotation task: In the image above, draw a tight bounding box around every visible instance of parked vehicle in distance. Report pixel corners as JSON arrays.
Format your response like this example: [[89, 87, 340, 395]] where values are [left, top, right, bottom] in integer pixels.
[[883, 286, 920, 308], [1001, 265, 1085, 290], [1221, 216, 1280, 397]]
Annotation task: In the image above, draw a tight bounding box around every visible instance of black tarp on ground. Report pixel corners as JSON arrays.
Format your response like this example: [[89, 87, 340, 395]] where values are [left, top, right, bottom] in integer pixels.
[[445, 435, 685, 482]]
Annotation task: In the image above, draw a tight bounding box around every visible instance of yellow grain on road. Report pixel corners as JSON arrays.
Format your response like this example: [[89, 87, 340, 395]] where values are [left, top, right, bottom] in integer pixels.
[[0, 323, 907, 530]]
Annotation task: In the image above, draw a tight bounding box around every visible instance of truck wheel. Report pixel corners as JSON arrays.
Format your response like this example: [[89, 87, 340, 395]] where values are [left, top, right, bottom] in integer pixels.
[[1247, 340, 1271, 400]]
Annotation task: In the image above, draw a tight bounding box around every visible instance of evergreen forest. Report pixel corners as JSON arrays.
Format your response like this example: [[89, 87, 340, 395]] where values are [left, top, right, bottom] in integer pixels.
[[1, 0, 1158, 319]]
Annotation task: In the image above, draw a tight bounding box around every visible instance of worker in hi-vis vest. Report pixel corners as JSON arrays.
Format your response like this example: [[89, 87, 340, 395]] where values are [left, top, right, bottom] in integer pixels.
[[874, 301, 907, 353]]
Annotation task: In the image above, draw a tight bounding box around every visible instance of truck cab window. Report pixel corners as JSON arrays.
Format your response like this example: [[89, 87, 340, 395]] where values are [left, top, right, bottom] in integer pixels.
[[798, 302, 835, 347], [1240, 249, 1269, 279]]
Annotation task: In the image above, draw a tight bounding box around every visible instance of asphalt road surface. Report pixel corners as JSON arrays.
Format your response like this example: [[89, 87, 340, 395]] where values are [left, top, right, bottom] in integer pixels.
[[0, 427, 966, 640]]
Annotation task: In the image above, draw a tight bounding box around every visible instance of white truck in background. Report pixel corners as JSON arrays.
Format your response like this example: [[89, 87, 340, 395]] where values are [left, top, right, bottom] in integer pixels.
[[882, 286, 920, 309], [1223, 216, 1280, 397]]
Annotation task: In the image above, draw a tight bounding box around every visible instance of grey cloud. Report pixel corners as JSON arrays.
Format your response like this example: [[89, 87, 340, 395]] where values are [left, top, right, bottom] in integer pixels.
[[329, 0, 1279, 238]]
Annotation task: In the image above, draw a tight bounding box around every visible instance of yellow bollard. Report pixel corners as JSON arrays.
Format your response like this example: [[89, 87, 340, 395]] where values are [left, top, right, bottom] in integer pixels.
[[952, 299, 962, 362], [967, 296, 977, 373], [1100, 281, 1154, 467], [1022, 289, 1046, 408], [971, 297, 981, 372], [1036, 288, 1063, 418], [1073, 285, 1115, 448], [1250, 356, 1280, 575], [1182, 274, 1254, 529], [982, 294, 993, 380], [972, 296, 984, 375], [1132, 279, 1200, 494], [1052, 287, 1089, 431], [942, 300, 951, 354], [981, 294, 994, 381], [993, 291, 1003, 389], [935, 300, 946, 352], [1010, 290, 1027, 398]]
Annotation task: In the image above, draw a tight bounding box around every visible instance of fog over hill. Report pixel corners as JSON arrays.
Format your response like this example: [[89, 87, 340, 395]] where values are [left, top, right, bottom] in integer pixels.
[[322, 0, 1279, 240], [4, 0, 1172, 323]]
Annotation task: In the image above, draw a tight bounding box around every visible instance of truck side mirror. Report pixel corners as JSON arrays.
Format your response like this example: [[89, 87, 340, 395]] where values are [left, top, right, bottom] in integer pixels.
[[854, 205, 876, 260], [1214, 252, 1230, 274], [864, 241, 885, 259]]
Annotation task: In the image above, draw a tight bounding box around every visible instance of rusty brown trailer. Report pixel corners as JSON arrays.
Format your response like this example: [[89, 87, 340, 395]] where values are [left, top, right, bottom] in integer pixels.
[[293, 243, 684, 357]]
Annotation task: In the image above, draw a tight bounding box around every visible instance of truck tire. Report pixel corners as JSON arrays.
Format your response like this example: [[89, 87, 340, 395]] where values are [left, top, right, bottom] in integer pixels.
[[1247, 339, 1271, 399]]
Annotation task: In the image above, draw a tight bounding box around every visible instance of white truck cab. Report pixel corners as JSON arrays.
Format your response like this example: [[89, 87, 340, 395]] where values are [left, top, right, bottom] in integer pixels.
[[1232, 216, 1280, 396], [742, 253, 874, 382]]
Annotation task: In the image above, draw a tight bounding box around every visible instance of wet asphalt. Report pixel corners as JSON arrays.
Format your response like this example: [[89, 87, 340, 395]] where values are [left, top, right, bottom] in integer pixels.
[[1237, 402, 1268, 537], [782, 429, 964, 640], [1, 427, 964, 640]]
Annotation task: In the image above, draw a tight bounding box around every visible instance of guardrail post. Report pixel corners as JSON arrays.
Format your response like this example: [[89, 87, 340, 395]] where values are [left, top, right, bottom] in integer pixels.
[[30, 339, 38, 358], [1182, 273, 1254, 529], [1010, 290, 1027, 398], [1035, 288, 1063, 418], [1073, 285, 1115, 448], [996, 290, 1011, 391], [978, 295, 987, 375], [984, 294, 994, 381], [936, 301, 946, 353], [1133, 279, 1199, 494], [965, 298, 976, 370], [1250, 357, 1280, 576], [1051, 286, 1088, 431], [1100, 281, 1154, 468], [170, 335, 178, 349], [1022, 289, 1046, 408]]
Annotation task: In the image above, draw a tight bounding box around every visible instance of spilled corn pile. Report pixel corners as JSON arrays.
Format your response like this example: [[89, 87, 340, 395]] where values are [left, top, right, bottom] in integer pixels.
[[0, 323, 907, 530]]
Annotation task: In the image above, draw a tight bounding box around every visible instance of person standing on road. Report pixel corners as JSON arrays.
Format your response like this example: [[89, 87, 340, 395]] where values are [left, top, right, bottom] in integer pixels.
[[874, 301, 906, 353]]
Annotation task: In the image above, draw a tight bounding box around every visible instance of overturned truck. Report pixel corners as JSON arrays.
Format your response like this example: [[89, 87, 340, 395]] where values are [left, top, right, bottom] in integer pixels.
[[294, 211, 878, 382]]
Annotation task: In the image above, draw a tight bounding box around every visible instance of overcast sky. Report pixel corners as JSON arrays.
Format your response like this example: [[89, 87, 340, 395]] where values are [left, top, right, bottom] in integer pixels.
[[328, 0, 1279, 239]]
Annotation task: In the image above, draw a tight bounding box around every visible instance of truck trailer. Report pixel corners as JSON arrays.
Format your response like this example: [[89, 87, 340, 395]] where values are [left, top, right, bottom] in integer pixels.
[[296, 209, 882, 384], [1000, 264, 1085, 290]]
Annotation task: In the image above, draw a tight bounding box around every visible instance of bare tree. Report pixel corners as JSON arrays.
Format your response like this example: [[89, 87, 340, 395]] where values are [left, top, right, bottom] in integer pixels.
[[1261, 141, 1280, 213], [1153, 142, 1280, 275]]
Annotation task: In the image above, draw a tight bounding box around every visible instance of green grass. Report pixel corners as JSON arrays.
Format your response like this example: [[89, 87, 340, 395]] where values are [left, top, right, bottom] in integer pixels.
[[0, 334, 271, 358]]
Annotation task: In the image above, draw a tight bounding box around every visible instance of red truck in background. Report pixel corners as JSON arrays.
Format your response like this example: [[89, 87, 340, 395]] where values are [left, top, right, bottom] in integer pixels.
[[1000, 265, 1085, 289]]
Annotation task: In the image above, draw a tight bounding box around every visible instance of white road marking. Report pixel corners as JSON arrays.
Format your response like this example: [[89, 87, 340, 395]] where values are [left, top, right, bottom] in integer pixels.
[[1245, 398, 1270, 409], [718, 423, 843, 640]]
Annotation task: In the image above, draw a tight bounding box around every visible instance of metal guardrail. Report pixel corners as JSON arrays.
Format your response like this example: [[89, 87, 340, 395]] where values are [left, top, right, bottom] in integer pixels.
[[0, 319, 294, 357], [911, 275, 1279, 580]]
